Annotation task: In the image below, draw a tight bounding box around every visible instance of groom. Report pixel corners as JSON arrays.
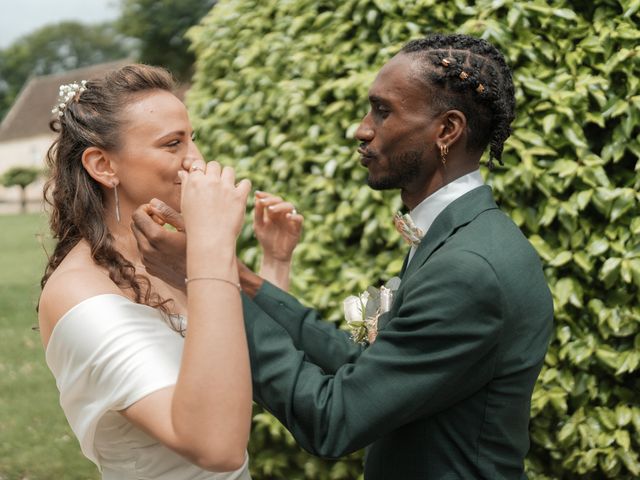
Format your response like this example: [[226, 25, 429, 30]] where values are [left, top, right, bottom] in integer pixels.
[[134, 34, 553, 479]]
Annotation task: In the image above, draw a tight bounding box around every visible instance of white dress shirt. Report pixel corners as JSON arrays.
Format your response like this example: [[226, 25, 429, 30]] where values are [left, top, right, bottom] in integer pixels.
[[407, 169, 484, 264]]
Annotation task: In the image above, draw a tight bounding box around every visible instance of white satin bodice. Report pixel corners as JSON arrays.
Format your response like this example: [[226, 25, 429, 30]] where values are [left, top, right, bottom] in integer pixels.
[[45, 294, 250, 480]]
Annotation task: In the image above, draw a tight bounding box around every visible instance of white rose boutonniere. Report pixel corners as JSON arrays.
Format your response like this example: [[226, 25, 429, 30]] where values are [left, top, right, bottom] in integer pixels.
[[343, 277, 401, 344]]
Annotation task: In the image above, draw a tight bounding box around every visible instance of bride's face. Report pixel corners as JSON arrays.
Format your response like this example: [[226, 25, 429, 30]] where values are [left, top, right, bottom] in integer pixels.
[[111, 90, 201, 212]]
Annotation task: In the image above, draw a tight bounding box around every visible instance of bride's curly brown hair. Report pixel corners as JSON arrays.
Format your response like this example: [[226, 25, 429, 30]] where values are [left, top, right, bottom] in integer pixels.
[[41, 64, 175, 315]]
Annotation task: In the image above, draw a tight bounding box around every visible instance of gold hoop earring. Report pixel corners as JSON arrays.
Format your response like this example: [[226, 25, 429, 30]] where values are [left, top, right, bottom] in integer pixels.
[[113, 182, 121, 223], [439, 144, 449, 166]]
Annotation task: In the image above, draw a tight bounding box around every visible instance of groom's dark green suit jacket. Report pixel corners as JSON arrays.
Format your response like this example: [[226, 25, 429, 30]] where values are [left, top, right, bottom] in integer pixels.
[[242, 186, 553, 479]]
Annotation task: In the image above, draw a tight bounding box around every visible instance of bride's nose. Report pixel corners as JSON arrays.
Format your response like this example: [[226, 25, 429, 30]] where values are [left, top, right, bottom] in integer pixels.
[[182, 155, 203, 172]]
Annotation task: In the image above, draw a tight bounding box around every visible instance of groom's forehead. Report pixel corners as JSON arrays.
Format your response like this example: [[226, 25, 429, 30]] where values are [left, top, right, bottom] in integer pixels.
[[367, 55, 428, 108]]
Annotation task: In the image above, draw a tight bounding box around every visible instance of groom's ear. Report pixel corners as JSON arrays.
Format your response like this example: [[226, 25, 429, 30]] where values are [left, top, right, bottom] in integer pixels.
[[436, 109, 466, 147], [82, 147, 118, 187]]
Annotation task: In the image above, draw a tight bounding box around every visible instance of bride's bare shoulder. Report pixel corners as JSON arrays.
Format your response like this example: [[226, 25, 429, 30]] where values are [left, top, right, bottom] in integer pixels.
[[38, 242, 122, 346]]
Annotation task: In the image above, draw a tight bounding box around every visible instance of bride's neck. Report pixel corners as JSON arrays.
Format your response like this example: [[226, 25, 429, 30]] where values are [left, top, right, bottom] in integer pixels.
[[104, 203, 142, 266]]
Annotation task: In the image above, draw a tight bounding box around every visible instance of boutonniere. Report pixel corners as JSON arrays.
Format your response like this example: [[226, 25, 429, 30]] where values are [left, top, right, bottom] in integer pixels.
[[343, 277, 401, 344]]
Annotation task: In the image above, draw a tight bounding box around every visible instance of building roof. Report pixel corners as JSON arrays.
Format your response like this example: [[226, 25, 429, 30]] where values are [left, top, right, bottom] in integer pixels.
[[0, 60, 191, 143], [0, 60, 130, 142]]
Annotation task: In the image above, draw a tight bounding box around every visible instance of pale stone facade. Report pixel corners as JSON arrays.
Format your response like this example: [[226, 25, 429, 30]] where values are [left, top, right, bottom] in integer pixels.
[[0, 133, 52, 211]]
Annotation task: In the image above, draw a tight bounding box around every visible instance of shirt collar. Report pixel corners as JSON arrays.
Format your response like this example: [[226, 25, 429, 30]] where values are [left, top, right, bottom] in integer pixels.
[[410, 169, 484, 240]]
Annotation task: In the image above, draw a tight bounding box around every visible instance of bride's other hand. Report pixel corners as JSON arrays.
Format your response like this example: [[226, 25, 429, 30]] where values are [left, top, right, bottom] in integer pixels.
[[254, 191, 303, 291], [254, 191, 303, 262]]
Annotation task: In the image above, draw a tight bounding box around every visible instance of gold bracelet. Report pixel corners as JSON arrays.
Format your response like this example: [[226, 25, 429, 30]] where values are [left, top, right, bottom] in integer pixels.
[[184, 277, 241, 291]]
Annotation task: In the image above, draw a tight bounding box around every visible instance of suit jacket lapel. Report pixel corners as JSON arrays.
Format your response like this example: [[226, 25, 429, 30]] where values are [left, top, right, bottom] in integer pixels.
[[399, 250, 411, 278], [402, 185, 499, 281], [378, 186, 498, 332]]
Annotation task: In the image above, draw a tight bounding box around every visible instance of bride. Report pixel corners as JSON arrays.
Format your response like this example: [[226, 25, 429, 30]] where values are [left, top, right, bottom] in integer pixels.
[[37, 64, 301, 479]]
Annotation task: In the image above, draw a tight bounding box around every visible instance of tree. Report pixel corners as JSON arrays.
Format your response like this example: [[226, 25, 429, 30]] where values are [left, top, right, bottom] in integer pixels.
[[116, 0, 217, 80], [2, 167, 41, 213], [0, 21, 132, 120], [188, 0, 640, 478]]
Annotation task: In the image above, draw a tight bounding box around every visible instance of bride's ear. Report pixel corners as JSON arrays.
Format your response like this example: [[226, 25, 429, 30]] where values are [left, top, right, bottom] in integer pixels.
[[82, 147, 118, 187]]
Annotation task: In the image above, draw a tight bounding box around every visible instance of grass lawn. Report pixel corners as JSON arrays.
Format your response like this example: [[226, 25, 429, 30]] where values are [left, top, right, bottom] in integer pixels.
[[0, 213, 98, 480]]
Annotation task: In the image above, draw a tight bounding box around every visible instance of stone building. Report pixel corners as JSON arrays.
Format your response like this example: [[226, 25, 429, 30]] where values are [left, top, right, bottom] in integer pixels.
[[0, 60, 130, 213]]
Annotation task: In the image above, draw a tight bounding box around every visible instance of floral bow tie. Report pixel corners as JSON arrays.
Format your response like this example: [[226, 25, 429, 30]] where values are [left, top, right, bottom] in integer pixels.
[[393, 212, 424, 247]]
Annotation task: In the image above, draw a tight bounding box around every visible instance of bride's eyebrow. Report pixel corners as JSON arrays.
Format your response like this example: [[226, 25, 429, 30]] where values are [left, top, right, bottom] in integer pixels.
[[155, 130, 187, 142]]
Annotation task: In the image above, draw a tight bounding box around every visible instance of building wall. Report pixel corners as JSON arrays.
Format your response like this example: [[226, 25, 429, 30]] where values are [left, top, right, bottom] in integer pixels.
[[0, 133, 54, 210]]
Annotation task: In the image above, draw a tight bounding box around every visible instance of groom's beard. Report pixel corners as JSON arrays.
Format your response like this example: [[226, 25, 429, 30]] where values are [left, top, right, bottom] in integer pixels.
[[367, 150, 423, 191]]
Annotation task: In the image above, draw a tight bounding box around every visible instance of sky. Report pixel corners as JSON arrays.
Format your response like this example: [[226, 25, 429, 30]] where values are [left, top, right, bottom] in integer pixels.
[[0, 0, 120, 48]]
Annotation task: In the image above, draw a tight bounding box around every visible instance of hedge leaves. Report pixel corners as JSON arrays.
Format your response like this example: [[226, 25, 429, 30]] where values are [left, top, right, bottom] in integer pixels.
[[188, 1, 639, 478]]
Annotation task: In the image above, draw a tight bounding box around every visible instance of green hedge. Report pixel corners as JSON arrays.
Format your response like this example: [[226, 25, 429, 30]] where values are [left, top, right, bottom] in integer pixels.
[[187, 1, 640, 478]]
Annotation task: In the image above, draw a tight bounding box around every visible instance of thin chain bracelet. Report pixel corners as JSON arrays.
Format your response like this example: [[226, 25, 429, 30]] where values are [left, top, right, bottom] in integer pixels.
[[185, 277, 241, 291]]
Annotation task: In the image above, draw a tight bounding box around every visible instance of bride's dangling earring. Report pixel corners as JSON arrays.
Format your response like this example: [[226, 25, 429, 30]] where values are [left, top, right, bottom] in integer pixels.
[[113, 181, 121, 223]]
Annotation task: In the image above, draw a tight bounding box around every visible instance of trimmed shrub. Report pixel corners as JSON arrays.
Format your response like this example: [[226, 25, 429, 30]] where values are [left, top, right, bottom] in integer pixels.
[[187, 1, 640, 478]]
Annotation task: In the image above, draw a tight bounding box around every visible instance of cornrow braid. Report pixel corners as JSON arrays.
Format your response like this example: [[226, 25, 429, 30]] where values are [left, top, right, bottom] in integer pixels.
[[401, 34, 516, 168]]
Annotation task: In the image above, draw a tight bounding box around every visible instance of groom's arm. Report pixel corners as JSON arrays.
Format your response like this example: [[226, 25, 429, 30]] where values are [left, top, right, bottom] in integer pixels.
[[256, 282, 365, 371], [240, 266, 364, 372], [241, 250, 504, 458]]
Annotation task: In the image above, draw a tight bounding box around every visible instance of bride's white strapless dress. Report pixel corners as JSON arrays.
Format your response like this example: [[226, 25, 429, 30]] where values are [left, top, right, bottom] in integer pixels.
[[45, 294, 251, 480]]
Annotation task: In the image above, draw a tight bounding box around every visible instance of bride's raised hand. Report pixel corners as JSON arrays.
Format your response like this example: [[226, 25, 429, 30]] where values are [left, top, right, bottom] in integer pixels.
[[179, 160, 251, 244], [254, 191, 303, 263]]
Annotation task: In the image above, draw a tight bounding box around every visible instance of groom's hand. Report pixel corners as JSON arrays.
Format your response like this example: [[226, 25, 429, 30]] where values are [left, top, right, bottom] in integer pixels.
[[237, 260, 264, 299], [131, 199, 187, 291]]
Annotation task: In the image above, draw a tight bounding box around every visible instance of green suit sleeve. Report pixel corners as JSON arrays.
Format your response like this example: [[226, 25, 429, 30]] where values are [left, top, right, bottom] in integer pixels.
[[243, 250, 504, 458], [251, 282, 364, 373]]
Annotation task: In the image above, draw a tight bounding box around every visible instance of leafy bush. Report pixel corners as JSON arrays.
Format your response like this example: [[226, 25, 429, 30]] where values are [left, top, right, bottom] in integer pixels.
[[2, 166, 42, 213], [1, 166, 40, 189], [187, 1, 640, 478]]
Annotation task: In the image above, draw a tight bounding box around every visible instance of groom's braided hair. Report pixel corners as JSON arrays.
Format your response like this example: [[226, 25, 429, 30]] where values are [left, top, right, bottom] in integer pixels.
[[41, 65, 177, 328], [401, 34, 516, 168]]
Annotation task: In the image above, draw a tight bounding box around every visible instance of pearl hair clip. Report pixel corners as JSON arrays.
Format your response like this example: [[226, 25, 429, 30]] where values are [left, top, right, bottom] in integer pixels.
[[51, 80, 87, 118]]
